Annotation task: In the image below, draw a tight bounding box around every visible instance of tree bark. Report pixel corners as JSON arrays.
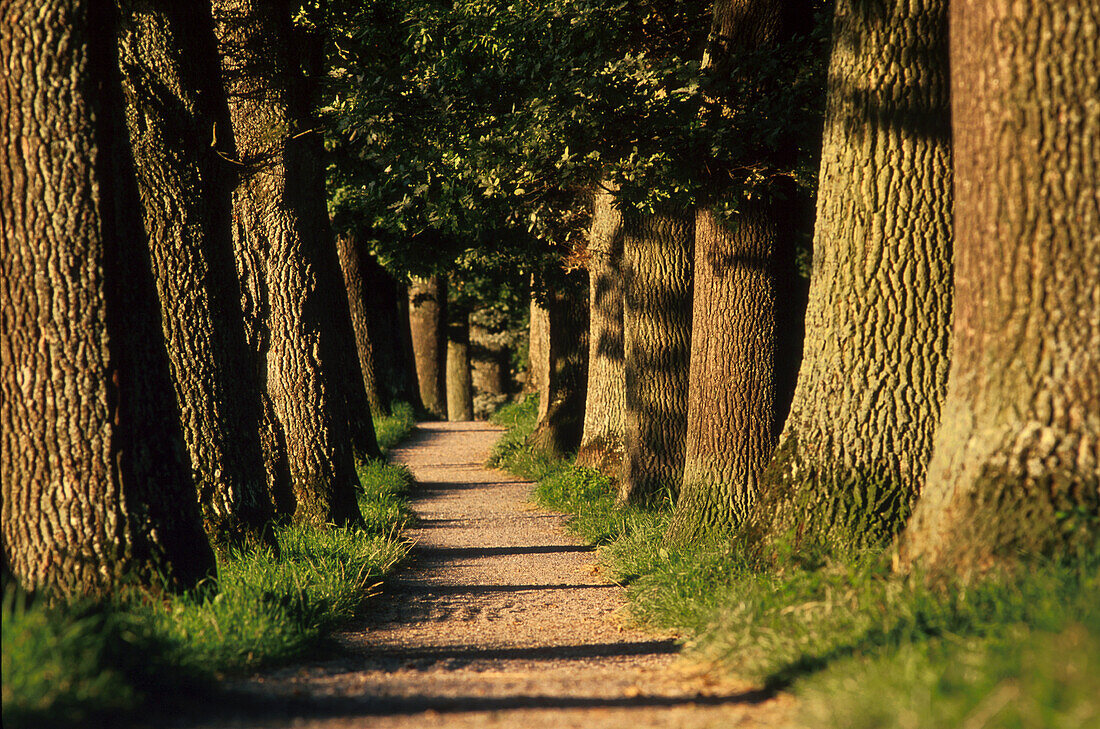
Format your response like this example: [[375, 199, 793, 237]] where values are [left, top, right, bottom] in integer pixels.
[[666, 0, 808, 542], [409, 276, 448, 419], [446, 306, 474, 422], [1, 0, 214, 595], [529, 274, 590, 457], [116, 0, 276, 550], [750, 0, 954, 553], [395, 292, 425, 412], [211, 0, 362, 526], [620, 212, 694, 505], [526, 295, 549, 401], [576, 186, 627, 475], [902, 0, 1099, 575], [470, 309, 509, 420], [336, 233, 385, 415]]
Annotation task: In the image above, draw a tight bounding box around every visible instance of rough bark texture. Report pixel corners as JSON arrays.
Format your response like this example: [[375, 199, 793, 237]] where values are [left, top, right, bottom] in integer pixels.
[[116, 0, 275, 549], [446, 308, 474, 422], [470, 309, 509, 420], [409, 276, 448, 419], [529, 275, 590, 458], [666, 0, 803, 543], [1, 0, 215, 595], [903, 0, 1099, 574], [576, 187, 628, 475], [212, 0, 362, 526], [668, 206, 784, 541], [620, 213, 695, 505], [751, 0, 954, 552]]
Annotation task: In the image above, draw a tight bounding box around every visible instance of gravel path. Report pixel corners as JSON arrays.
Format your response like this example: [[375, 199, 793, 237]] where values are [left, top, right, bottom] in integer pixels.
[[162, 421, 793, 728]]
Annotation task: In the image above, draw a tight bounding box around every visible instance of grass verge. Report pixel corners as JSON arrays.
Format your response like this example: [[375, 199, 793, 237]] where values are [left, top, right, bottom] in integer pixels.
[[3, 409, 419, 729], [488, 401, 1100, 729]]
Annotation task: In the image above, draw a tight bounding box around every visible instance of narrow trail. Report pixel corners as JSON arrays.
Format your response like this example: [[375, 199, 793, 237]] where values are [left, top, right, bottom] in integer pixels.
[[167, 422, 792, 728]]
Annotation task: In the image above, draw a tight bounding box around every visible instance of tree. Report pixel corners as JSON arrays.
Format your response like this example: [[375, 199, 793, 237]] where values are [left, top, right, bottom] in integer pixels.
[[529, 271, 590, 457], [576, 185, 628, 474], [116, 0, 276, 549], [409, 275, 448, 419], [902, 0, 1099, 574], [620, 212, 694, 504], [749, 0, 954, 555], [666, 0, 824, 542], [446, 297, 474, 421], [470, 309, 512, 419], [211, 0, 363, 526], [1, 0, 214, 595]]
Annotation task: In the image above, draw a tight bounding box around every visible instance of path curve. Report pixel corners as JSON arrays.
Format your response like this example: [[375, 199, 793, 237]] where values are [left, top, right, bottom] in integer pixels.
[[165, 422, 792, 728]]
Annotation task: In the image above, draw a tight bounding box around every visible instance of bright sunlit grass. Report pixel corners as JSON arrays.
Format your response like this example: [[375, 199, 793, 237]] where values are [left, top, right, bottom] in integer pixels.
[[489, 398, 1100, 729]]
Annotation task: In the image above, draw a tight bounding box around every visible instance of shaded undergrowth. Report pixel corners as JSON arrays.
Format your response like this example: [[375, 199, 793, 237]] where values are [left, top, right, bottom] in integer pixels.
[[2, 408, 418, 729], [489, 399, 1100, 729]]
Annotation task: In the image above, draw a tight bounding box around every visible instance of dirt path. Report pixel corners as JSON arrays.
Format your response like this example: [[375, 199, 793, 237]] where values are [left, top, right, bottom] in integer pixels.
[[165, 422, 793, 728]]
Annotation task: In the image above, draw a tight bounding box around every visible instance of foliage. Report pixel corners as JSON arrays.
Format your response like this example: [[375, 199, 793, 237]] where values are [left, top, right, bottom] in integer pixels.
[[316, 0, 829, 299]]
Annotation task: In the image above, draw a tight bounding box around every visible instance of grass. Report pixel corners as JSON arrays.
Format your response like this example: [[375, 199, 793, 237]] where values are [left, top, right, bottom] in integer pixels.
[[375, 400, 418, 453], [489, 400, 1100, 729], [3, 421, 419, 729]]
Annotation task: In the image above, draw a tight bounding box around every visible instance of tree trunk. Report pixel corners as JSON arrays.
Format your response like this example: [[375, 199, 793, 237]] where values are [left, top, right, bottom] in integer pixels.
[[529, 274, 590, 457], [408, 275, 448, 419], [365, 253, 421, 412], [620, 212, 694, 505], [1, 0, 214, 595], [470, 309, 509, 420], [668, 205, 785, 541], [576, 186, 627, 475], [395, 292, 425, 412], [666, 0, 809, 543], [446, 306, 474, 422], [116, 0, 276, 550], [750, 0, 954, 553], [211, 0, 362, 526], [526, 294, 549, 401], [902, 0, 1099, 575], [336, 233, 385, 415]]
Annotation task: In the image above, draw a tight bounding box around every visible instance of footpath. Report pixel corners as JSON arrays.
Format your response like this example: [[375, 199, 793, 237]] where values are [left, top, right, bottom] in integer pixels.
[[163, 421, 791, 729]]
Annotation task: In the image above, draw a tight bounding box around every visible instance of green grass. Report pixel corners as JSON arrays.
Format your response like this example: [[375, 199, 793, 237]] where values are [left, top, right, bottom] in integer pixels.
[[3, 455, 417, 729], [488, 402, 1100, 729], [375, 400, 418, 452]]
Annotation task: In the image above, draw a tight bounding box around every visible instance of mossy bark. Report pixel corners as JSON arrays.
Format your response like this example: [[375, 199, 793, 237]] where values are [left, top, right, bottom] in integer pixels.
[[620, 212, 694, 505], [408, 276, 448, 419], [529, 274, 590, 458], [212, 0, 362, 527], [902, 0, 1100, 575], [1, 0, 215, 595], [750, 0, 954, 553], [576, 186, 628, 475], [116, 0, 276, 550]]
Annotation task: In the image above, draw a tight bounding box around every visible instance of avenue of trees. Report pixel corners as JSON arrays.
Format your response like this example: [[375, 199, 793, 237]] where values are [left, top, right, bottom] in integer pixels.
[[2, 0, 1097, 600]]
